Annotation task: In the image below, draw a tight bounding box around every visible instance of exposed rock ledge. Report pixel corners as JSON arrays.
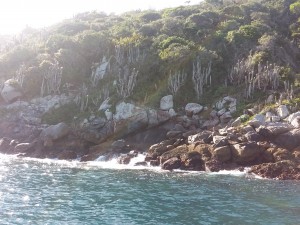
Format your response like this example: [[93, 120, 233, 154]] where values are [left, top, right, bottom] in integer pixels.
[[0, 94, 299, 180]]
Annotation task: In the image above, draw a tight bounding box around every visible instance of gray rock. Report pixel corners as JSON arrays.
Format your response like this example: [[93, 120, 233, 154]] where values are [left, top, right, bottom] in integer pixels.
[[185, 103, 203, 115], [248, 114, 266, 128], [40, 122, 70, 141], [277, 105, 289, 119], [1, 79, 23, 103], [220, 112, 232, 124], [217, 108, 226, 116], [160, 95, 173, 111], [148, 109, 159, 127], [168, 108, 177, 117], [231, 117, 241, 127]]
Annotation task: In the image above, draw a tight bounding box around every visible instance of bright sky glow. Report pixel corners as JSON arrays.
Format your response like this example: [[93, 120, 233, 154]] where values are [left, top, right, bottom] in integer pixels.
[[0, 0, 200, 35]]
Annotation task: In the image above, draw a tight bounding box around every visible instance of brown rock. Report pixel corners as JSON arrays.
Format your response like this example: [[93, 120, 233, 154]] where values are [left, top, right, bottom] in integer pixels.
[[213, 146, 231, 162], [180, 151, 204, 171], [231, 142, 263, 164], [58, 150, 77, 160], [160, 145, 188, 164], [161, 157, 181, 170], [250, 160, 300, 180]]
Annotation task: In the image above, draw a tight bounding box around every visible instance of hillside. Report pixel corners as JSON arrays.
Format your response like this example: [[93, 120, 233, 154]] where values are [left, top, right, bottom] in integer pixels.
[[0, 0, 299, 117]]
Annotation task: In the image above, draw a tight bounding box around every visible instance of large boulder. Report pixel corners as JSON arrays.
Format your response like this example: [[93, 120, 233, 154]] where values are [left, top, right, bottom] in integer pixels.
[[113, 102, 148, 135], [248, 114, 266, 128], [146, 139, 179, 160], [40, 122, 70, 141], [287, 112, 300, 128], [180, 151, 204, 171], [277, 105, 289, 119], [273, 129, 300, 150], [185, 103, 203, 116], [1, 79, 23, 103], [213, 146, 231, 162], [161, 157, 181, 170], [257, 123, 293, 138], [160, 144, 188, 163], [188, 131, 212, 144], [231, 142, 263, 164], [160, 95, 173, 111]]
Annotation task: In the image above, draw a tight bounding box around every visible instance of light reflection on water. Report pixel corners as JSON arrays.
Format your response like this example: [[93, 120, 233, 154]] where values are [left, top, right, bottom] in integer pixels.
[[0, 153, 299, 225]]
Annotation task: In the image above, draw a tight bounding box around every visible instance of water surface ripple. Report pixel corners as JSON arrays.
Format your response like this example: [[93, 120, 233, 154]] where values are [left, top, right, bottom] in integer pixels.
[[0, 155, 299, 225]]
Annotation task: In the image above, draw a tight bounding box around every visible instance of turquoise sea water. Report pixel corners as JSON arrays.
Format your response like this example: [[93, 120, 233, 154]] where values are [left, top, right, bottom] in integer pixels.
[[0, 154, 299, 225]]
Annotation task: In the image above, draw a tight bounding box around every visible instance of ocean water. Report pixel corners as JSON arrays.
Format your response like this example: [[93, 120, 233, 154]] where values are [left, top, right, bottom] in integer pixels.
[[0, 154, 299, 225]]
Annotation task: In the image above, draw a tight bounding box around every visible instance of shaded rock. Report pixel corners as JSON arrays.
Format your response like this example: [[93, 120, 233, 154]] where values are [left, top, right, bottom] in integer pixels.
[[160, 95, 173, 111], [160, 145, 188, 164], [231, 117, 241, 127], [147, 109, 159, 127], [273, 129, 300, 150], [14, 143, 32, 153], [231, 142, 263, 164], [40, 122, 70, 141], [188, 131, 212, 144], [212, 136, 228, 148], [134, 161, 147, 166], [150, 159, 159, 166], [180, 151, 204, 171], [185, 103, 203, 116], [157, 110, 171, 123], [111, 139, 126, 149], [0, 137, 13, 154], [202, 118, 219, 129], [205, 159, 224, 172], [213, 146, 231, 162], [194, 144, 212, 162], [168, 108, 177, 117], [146, 139, 181, 161], [257, 124, 292, 138], [117, 155, 131, 164], [161, 157, 181, 170], [166, 130, 182, 139], [277, 105, 289, 119], [245, 131, 264, 142], [58, 150, 77, 160], [219, 112, 232, 124], [242, 125, 255, 134]]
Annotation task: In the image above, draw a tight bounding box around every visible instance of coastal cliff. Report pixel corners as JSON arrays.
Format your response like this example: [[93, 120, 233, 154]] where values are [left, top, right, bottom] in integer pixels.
[[0, 0, 300, 179]]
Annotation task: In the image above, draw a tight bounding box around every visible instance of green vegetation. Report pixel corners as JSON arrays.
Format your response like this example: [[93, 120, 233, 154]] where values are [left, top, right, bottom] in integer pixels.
[[0, 0, 299, 118]]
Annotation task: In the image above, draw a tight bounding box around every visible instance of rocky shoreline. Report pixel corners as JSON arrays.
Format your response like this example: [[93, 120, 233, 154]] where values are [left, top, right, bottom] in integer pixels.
[[0, 93, 299, 180]]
